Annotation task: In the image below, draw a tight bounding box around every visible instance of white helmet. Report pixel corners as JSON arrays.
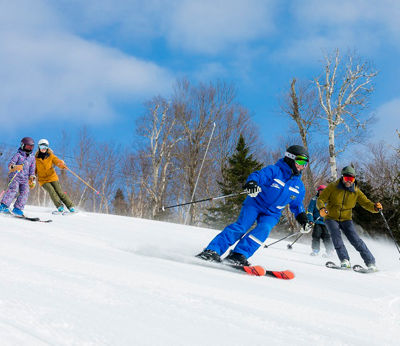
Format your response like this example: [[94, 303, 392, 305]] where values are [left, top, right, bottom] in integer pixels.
[[38, 138, 49, 149]]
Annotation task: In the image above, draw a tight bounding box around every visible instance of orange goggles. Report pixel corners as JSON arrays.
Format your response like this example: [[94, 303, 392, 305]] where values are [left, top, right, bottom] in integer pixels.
[[343, 174, 355, 183]]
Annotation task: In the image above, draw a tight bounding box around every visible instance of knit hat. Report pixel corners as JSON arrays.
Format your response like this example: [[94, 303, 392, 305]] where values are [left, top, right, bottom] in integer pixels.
[[341, 165, 356, 177]]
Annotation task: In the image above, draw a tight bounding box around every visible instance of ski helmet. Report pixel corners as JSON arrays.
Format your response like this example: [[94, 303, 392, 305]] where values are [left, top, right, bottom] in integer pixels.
[[317, 185, 326, 192], [20, 137, 34, 153], [38, 138, 49, 149], [284, 145, 309, 175], [341, 165, 356, 177]]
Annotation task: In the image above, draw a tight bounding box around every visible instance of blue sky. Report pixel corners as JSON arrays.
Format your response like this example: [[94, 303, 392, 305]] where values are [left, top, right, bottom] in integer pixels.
[[1, 0, 399, 154]]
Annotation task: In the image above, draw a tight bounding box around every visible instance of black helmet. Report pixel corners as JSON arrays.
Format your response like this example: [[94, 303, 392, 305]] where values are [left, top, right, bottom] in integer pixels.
[[284, 145, 309, 176], [20, 137, 35, 153], [286, 145, 309, 158]]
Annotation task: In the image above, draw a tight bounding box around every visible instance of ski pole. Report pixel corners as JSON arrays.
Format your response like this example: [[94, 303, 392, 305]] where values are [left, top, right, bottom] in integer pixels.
[[287, 217, 320, 250], [264, 231, 301, 248], [161, 191, 247, 211], [379, 210, 400, 259], [66, 167, 101, 196], [287, 233, 303, 249], [0, 170, 20, 201]]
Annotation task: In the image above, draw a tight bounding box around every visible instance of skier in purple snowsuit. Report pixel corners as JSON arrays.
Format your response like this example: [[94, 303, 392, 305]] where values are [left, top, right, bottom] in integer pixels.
[[0, 137, 36, 216]]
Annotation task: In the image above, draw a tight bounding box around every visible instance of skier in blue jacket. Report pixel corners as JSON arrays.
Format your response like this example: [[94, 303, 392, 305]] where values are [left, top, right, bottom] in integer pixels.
[[197, 145, 312, 266]]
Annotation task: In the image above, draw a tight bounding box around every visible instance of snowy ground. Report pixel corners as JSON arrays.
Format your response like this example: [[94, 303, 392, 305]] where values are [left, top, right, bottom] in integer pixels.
[[0, 205, 399, 346]]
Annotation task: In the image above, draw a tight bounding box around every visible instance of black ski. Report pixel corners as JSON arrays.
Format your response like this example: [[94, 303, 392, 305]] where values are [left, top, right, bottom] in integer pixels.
[[352, 264, 377, 274], [326, 261, 376, 274], [325, 261, 350, 270], [13, 215, 53, 223]]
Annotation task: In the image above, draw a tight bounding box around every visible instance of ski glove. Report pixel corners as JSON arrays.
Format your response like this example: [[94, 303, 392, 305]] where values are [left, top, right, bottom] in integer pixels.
[[296, 212, 313, 233], [243, 180, 261, 197], [319, 207, 328, 217], [60, 160, 67, 169], [28, 176, 36, 189], [300, 222, 314, 234], [9, 164, 23, 173], [374, 202, 382, 211]]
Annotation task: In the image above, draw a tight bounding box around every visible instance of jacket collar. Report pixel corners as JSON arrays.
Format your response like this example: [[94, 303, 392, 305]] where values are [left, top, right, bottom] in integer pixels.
[[276, 158, 299, 180], [18, 148, 31, 157], [337, 178, 356, 192], [35, 148, 52, 159]]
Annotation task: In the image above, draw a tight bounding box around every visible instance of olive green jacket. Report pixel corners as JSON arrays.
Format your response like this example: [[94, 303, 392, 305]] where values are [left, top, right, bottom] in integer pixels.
[[316, 179, 377, 221]]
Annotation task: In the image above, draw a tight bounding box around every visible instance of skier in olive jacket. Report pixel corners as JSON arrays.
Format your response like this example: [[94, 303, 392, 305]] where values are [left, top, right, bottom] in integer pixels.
[[317, 165, 382, 270]]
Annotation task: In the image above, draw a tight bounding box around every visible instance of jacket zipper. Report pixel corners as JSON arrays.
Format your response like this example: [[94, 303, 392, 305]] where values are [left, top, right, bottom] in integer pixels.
[[339, 190, 347, 221]]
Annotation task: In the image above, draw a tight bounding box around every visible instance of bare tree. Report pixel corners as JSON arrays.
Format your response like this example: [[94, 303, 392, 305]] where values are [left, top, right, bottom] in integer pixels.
[[122, 152, 147, 218], [281, 78, 321, 200], [172, 79, 259, 225], [136, 97, 183, 218], [315, 49, 378, 179]]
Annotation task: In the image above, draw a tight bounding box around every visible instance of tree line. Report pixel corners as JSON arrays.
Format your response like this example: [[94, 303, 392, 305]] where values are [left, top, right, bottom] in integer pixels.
[[0, 49, 398, 241]]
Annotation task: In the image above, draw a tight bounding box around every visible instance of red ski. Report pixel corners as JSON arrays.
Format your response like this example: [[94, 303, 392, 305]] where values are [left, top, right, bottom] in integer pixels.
[[193, 256, 295, 280], [232, 265, 295, 280]]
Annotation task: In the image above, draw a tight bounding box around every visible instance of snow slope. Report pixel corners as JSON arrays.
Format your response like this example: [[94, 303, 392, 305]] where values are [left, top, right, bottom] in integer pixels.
[[0, 205, 399, 346]]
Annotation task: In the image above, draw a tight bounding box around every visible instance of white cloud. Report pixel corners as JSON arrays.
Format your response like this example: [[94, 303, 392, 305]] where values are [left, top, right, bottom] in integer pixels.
[[166, 0, 276, 54], [270, 0, 400, 63], [0, 0, 173, 128], [190, 62, 229, 82], [52, 0, 278, 55], [292, 0, 400, 32], [373, 98, 400, 145]]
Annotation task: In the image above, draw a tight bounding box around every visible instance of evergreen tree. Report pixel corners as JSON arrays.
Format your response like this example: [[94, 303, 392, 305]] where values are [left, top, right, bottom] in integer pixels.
[[354, 173, 400, 242], [204, 135, 263, 229], [112, 188, 128, 215], [353, 177, 381, 236]]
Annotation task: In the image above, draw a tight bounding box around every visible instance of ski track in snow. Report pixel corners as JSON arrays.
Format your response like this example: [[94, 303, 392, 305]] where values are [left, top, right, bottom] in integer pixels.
[[0, 205, 400, 345]]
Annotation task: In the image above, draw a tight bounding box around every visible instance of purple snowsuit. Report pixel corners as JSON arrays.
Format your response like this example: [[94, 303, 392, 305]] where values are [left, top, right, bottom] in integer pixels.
[[1, 149, 36, 210]]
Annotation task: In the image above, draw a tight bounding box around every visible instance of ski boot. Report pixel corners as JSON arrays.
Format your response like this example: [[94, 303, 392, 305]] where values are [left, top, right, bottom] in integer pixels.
[[223, 251, 250, 266], [340, 259, 351, 269], [0, 203, 10, 214], [310, 250, 319, 256], [57, 206, 65, 213], [196, 249, 221, 262], [367, 263, 378, 272], [12, 207, 24, 217], [69, 207, 76, 213]]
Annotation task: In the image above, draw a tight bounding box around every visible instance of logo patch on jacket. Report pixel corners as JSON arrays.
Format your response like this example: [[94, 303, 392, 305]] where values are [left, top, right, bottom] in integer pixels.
[[290, 195, 296, 200]]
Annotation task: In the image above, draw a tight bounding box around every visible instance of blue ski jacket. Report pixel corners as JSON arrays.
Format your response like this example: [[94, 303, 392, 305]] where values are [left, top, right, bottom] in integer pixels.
[[307, 196, 325, 225], [245, 158, 305, 218]]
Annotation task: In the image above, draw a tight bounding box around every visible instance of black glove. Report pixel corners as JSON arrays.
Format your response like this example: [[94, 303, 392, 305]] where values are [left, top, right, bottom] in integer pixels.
[[243, 180, 261, 197], [296, 212, 313, 233], [296, 212, 308, 228]]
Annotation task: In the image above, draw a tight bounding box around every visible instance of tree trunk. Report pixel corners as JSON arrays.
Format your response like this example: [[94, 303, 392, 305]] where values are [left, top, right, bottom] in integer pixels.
[[328, 125, 337, 180]]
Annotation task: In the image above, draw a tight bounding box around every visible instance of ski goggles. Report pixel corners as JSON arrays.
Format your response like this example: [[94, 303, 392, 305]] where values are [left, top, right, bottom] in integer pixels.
[[39, 144, 49, 150], [285, 152, 309, 166], [343, 174, 355, 183]]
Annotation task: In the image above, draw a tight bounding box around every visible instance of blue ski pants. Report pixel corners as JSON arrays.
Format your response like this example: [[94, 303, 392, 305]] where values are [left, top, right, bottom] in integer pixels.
[[206, 199, 279, 259], [325, 219, 375, 265]]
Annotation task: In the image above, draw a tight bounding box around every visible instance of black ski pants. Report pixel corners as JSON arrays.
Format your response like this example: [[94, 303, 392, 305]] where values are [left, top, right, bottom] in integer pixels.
[[311, 223, 334, 253], [325, 219, 375, 265]]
